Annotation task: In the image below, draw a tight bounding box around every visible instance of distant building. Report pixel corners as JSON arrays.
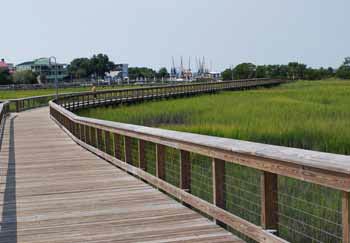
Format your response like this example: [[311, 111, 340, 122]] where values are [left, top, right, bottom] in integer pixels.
[[115, 64, 128, 79], [105, 64, 129, 82], [209, 71, 221, 80], [16, 58, 68, 82], [0, 58, 15, 74]]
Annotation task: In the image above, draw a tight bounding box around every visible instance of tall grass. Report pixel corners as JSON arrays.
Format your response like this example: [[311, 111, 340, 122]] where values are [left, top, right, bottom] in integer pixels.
[[78, 80, 350, 155], [0, 85, 138, 100]]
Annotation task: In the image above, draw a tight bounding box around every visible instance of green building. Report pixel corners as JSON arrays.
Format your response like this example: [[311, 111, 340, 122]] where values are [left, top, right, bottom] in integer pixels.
[[16, 58, 68, 82]]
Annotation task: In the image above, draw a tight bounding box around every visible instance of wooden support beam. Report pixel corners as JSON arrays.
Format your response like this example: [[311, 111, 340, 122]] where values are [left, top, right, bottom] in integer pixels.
[[138, 140, 146, 170], [261, 171, 278, 234], [114, 133, 122, 160], [343, 191, 350, 243], [80, 124, 85, 142], [85, 124, 90, 145], [124, 136, 132, 164], [180, 150, 191, 191], [156, 144, 165, 179], [96, 128, 103, 151], [90, 127, 96, 148], [212, 158, 225, 209], [105, 131, 111, 155]]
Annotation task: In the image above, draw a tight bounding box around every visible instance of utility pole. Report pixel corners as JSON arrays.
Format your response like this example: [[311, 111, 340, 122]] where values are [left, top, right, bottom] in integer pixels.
[[49, 56, 58, 99], [231, 65, 234, 80]]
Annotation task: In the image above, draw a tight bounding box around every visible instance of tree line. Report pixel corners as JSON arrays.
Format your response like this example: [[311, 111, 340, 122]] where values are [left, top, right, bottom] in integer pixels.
[[69, 54, 169, 80], [221, 57, 350, 80], [1, 55, 350, 85]]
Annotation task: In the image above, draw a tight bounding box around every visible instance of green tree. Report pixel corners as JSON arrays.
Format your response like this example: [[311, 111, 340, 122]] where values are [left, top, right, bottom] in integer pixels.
[[336, 57, 350, 79], [233, 63, 256, 79], [129, 67, 156, 80], [221, 68, 233, 80], [256, 65, 267, 78], [287, 62, 306, 80], [13, 70, 37, 84], [90, 54, 114, 78], [68, 54, 115, 79], [68, 58, 91, 79], [157, 67, 169, 78], [0, 69, 13, 85]]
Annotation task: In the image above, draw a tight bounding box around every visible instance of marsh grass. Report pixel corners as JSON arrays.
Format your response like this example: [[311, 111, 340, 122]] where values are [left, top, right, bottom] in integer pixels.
[[78, 80, 350, 155], [0, 85, 138, 100]]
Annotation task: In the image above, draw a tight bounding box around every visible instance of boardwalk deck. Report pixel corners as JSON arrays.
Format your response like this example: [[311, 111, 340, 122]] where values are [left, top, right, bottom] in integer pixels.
[[0, 108, 243, 243]]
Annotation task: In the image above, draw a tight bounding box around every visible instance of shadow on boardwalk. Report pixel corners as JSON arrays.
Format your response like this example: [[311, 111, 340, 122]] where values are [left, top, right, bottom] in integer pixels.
[[0, 116, 18, 243]]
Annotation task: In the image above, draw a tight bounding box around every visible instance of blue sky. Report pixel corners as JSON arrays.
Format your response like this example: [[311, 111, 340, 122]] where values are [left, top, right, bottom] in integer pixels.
[[1, 0, 349, 71]]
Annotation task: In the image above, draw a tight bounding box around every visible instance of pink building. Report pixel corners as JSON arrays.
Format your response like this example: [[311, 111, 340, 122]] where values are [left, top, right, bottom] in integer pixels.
[[0, 58, 15, 74]]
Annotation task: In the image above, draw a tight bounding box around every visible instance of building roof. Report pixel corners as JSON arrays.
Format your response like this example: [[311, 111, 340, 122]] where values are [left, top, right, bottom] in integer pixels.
[[17, 61, 34, 67], [0, 61, 8, 68]]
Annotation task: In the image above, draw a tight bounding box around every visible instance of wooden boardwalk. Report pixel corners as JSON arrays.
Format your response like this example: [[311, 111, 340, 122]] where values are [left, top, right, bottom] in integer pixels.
[[0, 108, 243, 243]]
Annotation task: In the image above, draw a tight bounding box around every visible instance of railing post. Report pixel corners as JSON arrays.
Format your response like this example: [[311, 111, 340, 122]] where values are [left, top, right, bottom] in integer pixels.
[[261, 171, 278, 234], [85, 124, 90, 145], [212, 158, 225, 209], [180, 150, 191, 191], [124, 136, 132, 164], [156, 144, 165, 179], [114, 133, 122, 160], [97, 129, 104, 151], [80, 124, 85, 142], [105, 131, 111, 154], [16, 100, 19, 112], [90, 127, 97, 147], [343, 191, 350, 243], [138, 140, 146, 170]]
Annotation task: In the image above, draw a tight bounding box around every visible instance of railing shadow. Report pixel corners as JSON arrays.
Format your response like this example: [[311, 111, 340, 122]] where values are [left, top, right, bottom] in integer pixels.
[[0, 116, 17, 243]]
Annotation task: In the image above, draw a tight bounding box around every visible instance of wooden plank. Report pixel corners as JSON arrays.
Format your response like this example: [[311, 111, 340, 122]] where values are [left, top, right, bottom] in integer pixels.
[[343, 191, 350, 243], [180, 150, 191, 191], [0, 108, 244, 243], [212, 158, 225, 209], [156, 144, 165, 179], [65, 128, 286, 243], [261, 172, 278, 233]]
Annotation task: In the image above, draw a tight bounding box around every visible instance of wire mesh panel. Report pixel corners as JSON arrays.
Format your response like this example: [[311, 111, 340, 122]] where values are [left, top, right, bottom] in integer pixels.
[[224, 162, 262, 243], [130, 137, 139, 167], [224, 163, 262, 225], [144, 141, 156, 176], [114, 134, 125, 161], [164, 147, 180, 187], [190, 153, 213, 203], [277, 176, 342, 243]]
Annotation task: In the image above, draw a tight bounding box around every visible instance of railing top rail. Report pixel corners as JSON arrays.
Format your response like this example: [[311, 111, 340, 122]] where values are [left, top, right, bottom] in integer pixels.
[[50, 100, 350, 178]]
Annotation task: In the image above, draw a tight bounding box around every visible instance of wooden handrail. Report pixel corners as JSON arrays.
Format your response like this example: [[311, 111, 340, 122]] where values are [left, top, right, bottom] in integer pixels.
[[49, 79, 350, 242], [7, 79, 273, 112], [0, 101, 10, 126]]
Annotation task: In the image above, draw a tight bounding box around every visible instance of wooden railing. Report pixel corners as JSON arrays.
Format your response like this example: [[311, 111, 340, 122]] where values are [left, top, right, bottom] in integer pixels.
[[8, 79, 279, 113], [48, 79, 350, 243], [55, 79, 282, 111], [0, 101, 10, 127]]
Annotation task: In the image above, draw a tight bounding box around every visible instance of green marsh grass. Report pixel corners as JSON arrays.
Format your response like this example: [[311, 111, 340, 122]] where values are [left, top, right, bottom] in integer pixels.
[[78, 80, 350, 155]]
